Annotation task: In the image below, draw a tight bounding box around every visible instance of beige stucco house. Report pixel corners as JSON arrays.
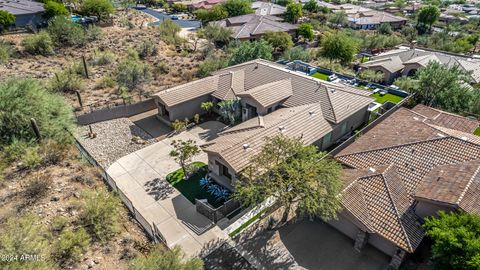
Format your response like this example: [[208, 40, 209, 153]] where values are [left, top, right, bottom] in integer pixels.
[[153, 59, 374, 189], [332, 105, 480, 269]]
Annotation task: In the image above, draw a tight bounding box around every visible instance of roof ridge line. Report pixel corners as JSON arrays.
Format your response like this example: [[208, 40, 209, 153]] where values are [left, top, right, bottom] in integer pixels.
[[336, 137, 453, 160], [381, 164, 414, 252], [456, 164, 480, 205]]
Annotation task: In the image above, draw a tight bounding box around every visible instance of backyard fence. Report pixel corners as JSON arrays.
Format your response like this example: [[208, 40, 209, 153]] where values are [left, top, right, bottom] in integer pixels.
[[195, 198, 241, 223], [76, 98, 157, 125], [74, 138, 166, 245]]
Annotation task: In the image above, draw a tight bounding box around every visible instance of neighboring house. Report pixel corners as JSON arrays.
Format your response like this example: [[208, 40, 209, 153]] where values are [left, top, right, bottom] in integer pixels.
[[213, 14, 298, 41], [252, 1, 286, 16], [152, 59, 374, 189], [0, 0, 45, 28], [331, 105, 480, 269], [361, 47, 480, 84], [326, 3, 407, 29], [191, 0, 224, 10]]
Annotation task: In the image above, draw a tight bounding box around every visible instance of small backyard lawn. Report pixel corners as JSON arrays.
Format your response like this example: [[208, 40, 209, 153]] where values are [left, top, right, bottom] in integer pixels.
[[166, 162, 227, 208], [311, 72, 329, 81], [474, 127, 480, 136], [370, 92, 404, 104]]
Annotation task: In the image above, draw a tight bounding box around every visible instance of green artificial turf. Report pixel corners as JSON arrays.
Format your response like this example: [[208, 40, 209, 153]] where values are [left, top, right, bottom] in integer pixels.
[[474, 127, 480, 136], [370, 92, 404, 104], [228, 208, 268, 238], [311, 72, 329, 81], [166, 162, 225, 208]]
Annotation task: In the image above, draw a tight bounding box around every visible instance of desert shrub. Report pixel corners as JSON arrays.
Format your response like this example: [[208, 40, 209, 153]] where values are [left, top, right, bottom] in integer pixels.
[[115, 57, 151, 90], [50, 69, 85, 93], [43, 1, 69, 19], [153, 61, 169, 76], [0, 78, 75, 145], [51, 216, 69, 232], [80, 0, 115, 21], [0, 215, 56, 270], [39, 139, 68, 165], [158, 19, 182, 45], [55, 228, 91, 262], [47, 16, 86, 47], [21, 31, 55, 56], [22, 147, 42, 169], [24, 174, 51, 201], [90, 50, 115, 66], [136, 40, 157, 59], [197, 54, 227, 78], [129, 246, 203, 270], [85, 25, 102, 41], [171, 119, 186, 133], [80, 188, 121, 241], [95, 75, 116, 89], [2, 139, 32, 163], [0, 40, 13, 64]]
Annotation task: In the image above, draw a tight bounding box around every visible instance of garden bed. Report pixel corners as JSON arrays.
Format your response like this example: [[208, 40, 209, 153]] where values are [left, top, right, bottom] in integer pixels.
[[166, 162, 227, 208], [370, 92, 404, 104]]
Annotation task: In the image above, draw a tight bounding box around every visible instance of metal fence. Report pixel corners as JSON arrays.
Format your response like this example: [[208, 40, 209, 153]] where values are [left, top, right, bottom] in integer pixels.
[[74, 138, 166, 245], [195, 198, 241, 223]]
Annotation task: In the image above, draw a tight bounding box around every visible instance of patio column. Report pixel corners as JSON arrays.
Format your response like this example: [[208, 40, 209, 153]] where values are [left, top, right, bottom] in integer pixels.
[[353, 230, 369, 252], [388, 249, 406, 270]]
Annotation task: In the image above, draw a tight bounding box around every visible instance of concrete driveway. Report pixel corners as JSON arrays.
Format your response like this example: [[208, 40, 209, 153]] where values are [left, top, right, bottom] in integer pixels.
[[106, 121, 227, 257]]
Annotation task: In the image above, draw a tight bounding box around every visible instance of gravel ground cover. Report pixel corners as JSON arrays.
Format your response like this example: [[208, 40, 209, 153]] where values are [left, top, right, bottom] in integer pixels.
[[76, 118, 156, 168]]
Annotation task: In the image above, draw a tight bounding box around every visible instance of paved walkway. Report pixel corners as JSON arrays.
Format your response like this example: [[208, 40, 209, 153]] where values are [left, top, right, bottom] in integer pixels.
[[106, 122, 227, 257]]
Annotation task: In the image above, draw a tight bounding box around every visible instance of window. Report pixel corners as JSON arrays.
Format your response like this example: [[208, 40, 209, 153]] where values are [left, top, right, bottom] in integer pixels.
[[216, 160, 232, 180], [324, 132, 332, 144], [341, 122, 348, 134]]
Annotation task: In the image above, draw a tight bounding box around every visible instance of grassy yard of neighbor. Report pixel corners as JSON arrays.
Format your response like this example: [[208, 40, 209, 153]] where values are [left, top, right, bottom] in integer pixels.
[[474, 127, 480, 136], [370, 92, 404, 104], [166, 162, 226, 208], [311, 72, 329, 81]]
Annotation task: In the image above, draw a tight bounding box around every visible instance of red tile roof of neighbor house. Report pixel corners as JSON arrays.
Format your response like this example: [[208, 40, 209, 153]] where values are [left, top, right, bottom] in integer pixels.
[[335, 106, 480, 253]]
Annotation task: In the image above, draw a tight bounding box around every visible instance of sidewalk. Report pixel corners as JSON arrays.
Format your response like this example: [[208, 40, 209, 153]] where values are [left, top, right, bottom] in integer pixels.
[[106, 124, 228, 257]]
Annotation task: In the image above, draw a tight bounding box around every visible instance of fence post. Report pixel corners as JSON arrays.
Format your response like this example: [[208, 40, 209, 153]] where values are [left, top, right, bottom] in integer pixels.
[[75, 90, 83, 109], [82, 55, 89, 79]]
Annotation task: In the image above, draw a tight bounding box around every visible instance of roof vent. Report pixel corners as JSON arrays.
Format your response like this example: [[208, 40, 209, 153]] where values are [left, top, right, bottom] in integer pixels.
[[242, 143, 250, 150], [413, 116, 419, 121], [309, 111, 316, 116], [368, 167, 376, 173], [330, 88, 336, 93], [278, 126, 285, 132]]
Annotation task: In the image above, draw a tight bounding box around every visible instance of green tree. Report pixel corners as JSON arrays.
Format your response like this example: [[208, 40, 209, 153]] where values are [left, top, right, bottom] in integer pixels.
[[0, 10, 15, 30], [401, 25, 417, 44], [297, 23, 314, 41], [234, 135, 343, 223], [358, 69, 384, 83], [393, 76, 418, 92], [0, 78, 74, 145], [303, 0, 318, 12], [115, 57, 151, 90], [0, 215, 57, 270], [169, 139, 201, 178], [417, 5, 440, 32], [378, 23, 392, 35], [276, 0, 292, 7], [80, 188, 121, 241], [80, 0, 115, 21], [47, 16, 87, 47], [129, 246, 203, 270], [195, 5, 228, 24], [319, 31, 358, 64], [228, 39, 273, 65], [424, 211, 480, 270], [55, 228, 91, 263], [43, 1, 69, 19], [171, 3, 187, 12], [285, 3, 302, 23], [281, 46, 313, 62], [222, 0, 253, 17], [197, 54, 228, 77], [201, 23, 232, 47], [263, 31, 293, 52], [158, 19, 182, 45], [327, 11, 348, 28], [394, 0, 406, 9], [415, 61, 472, 112]]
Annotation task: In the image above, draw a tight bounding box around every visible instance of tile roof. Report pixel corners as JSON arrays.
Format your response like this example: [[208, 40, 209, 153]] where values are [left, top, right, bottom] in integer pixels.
[[215, 14, 297, 39], [252, 1, 286, 16], [360, 55, 404, 73], [0, 0, 44, 15], [153, 76, 218, 107], [403, 54, 441, 67], [236, 78, 293, 108], [335, 106, 480, 253], [412, 104, 479, 133], [203, 103, 334, 172]]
